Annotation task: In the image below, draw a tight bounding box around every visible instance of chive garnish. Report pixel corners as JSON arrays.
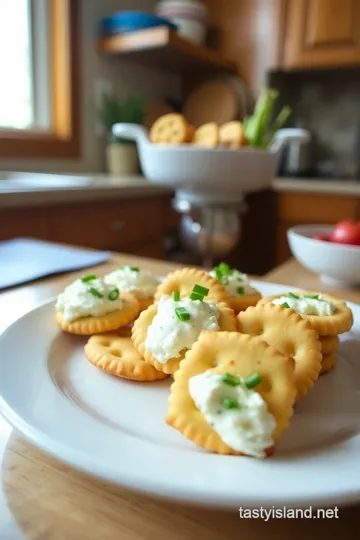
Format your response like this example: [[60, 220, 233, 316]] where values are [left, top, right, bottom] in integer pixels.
[[89, 287, 103, 298], [237, 286, 245, 295], [192, 284, 209, 297], [287, 292, 299, 299], [282, 302, 290, 308], [221, 373, 241, 386], [108, 288, 119, 301], [214, 267, 223, 281], [172, 291, 180, 301], [81, 274, 96, 283], [223, 397, 239, 409], [175, 307, 191, 322], [190, 292, 204, 301], [130, 266, 140, 272], [304, 294, 320, 300], [219, 262, 232, 276], [245, 372, 262, 389]]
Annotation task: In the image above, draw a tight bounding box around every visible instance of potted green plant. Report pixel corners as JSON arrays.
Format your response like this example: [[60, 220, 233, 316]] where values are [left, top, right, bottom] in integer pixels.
[[97, 91, 145, 175]]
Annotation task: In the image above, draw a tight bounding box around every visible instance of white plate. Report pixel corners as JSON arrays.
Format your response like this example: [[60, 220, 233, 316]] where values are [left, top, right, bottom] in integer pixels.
[[0, 280, 360, 510]]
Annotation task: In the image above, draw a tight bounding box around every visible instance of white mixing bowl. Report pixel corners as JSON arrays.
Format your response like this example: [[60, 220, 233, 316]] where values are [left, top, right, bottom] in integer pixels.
[[287, 225, 360, 287]]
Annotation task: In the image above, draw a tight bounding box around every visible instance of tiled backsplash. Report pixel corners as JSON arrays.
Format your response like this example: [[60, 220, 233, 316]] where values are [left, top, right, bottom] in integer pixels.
[[268, 68, 360, 179]]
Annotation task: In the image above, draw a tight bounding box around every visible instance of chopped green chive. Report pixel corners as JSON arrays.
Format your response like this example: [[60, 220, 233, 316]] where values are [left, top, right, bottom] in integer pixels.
[[223, 397, 239, 409], [221, 373, 241, 386], [237, 286, 245, 295], [190, 292, 204, 301], [282, 302, 290, 308], [108, 288, 119, 301], [130, 266, 140, 272], [304, 294, 319, 300], [287, 292, 299, 299], [219, 262, 232, 276], [245, 372, 262, 389], [214, 267, 223, 281], [81, 274, 97, 283], [89, 287, 103, 298], [175, 307, 191, 322], [192, 284, 209, 297], [172, 291, 180, 301]]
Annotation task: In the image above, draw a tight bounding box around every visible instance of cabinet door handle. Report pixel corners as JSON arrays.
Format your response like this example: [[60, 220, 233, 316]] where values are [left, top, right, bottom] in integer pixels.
[[110, 220, 125, 231]]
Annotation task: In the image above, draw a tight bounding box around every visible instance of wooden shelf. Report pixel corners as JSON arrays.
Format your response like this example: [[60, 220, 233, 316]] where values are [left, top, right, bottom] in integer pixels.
[[98, 26, 236, 74]]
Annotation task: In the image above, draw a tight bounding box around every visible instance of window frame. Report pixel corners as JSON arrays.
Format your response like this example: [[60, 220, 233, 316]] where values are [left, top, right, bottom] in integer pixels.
[[0, 0, 81, 158]]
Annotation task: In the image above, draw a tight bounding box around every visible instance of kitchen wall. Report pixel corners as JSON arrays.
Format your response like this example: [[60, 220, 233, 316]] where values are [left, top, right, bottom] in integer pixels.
[[269, 68, 360, 179], [0, 0, 181, 174]]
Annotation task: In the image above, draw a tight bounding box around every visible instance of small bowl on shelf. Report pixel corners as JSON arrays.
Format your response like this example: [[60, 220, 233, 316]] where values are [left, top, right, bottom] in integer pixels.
[[287, 224, 360, 287]]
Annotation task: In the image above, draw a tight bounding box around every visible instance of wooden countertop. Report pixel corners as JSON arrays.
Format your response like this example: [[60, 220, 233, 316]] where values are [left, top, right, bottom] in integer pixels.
[[273, 178, 360, 196], [0, 254, 359, 539], [0, 174, 171, 209]]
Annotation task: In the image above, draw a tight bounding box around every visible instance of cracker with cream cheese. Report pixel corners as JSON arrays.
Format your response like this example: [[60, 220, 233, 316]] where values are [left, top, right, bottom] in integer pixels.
[[166, 331, 296, 457], [132, 298, 236, 375], [257, 291, 353, 336]]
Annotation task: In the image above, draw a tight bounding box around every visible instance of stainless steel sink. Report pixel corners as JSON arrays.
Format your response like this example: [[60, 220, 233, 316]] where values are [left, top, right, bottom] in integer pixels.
[[0, 173, 92, 191]]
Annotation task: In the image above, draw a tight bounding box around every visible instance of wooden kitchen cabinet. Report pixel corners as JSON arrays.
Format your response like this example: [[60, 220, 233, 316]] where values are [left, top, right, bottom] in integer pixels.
[[283, 0, 360, 69], [276, 192, 360, 264], [1, 196, 170, 259]]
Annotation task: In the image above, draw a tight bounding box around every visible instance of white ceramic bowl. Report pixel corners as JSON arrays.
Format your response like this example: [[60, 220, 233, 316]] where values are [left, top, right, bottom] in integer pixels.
[[287, 225, 360, 287], [112, 124, 310, 204]]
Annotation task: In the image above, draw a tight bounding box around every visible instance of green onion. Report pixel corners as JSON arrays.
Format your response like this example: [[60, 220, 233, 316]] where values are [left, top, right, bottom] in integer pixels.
[[214, 267, 222, 281], [108, 288, 119, 301], [221, 373, 241, 386], [81, 274, 96, 283], [219, 262, 232, 276], [282, 302, 290, 308], [130, 266, 140, 272], [190, 292, 204, 302], [175, 307, 191, 322], [245, 372, 262, 389], [237, 286, 245, 295], [89, 287, 103, 299], [287, 292, 299, 299], [192, 284, 209, 297], [223, 397, 239, 410], [304, 294, 319, 300], [172, 291, 180, 301]]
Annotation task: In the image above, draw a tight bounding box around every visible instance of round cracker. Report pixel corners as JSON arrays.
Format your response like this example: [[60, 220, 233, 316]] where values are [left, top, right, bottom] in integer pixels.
[[229, 291, 262, 314], [84, 332, 167, 381], [138, 297, 154, 311], [319, 334, 340, 355], [55, 292, 140, 335], [320, 351, 337, 375], [219, 121, 246, 148], [193, 122, 219, 148], [150, 113, 189, 145], [132, 301, 236, 375], [237, 303, 322, 398], [257, 291, 353, 336], [166, 331, 296, 456], [154, 268, 228, 305]]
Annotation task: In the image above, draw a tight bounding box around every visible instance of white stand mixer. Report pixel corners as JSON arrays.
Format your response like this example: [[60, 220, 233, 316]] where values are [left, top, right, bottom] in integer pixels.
[[113, 123, 309, 267]]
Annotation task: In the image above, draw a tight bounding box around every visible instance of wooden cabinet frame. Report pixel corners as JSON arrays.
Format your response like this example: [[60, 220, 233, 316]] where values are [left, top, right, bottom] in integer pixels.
[[0, 0, 81, 158]]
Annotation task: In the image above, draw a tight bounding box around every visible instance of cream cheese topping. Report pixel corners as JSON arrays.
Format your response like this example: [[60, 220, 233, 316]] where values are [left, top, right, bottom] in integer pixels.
[[145, 295, 219, 364], [272, 294, 335, 316], [104, 266, 159, 299], [209, 269, 257, 297], [188, 370, 276, 458], [55, 277, 123, 322]]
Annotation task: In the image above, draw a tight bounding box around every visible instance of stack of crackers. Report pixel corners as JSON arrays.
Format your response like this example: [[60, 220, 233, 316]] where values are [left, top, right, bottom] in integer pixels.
[[55, 263, 354, 459], [149, 113, 247, 149]]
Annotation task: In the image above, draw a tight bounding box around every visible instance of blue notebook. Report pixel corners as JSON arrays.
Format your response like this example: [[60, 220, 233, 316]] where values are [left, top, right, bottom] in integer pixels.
[[0, 238, 111, 290]]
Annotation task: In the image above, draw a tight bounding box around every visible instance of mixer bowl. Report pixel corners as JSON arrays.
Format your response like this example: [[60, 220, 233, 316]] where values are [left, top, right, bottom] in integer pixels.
[[112, 124, 309, 202]]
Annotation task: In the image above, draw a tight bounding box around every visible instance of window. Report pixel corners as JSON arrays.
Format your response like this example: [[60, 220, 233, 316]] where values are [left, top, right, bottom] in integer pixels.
[[0, 0, 80, 158]]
